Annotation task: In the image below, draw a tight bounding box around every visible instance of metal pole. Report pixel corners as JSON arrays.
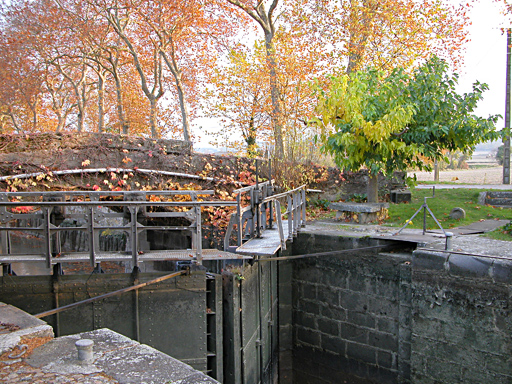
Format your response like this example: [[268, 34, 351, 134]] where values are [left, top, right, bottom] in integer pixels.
[[503, 28, 511, 184], [255, 159, 261, 238], [268, 159, 273, 229], [34, 270, 187, 319]]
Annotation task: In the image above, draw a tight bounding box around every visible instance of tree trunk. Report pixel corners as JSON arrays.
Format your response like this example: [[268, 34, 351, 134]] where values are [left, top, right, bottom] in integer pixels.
[[367, 172, 379, 203], [113, 73, 128, 135], [149, 97, 158, 138], [265, 32, 284, 159], [98, 72, 105, 133], [175, 80, 191, 142], [434, 160, 439, 181], [161, 51, 191, 142]]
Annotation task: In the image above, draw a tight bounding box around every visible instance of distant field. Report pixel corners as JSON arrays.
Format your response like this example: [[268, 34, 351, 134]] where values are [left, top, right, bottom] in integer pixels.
[[408, 166, 504, 184]]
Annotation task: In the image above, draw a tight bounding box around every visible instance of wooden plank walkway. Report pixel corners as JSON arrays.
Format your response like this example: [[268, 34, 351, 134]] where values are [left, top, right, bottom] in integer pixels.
[[236, 222, 289, 256]]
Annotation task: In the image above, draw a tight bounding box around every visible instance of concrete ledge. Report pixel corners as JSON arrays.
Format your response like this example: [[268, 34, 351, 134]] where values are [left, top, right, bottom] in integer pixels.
[[0, 302, 54, 355], [479, 191, 512, 207], [26, 328, 219, 383], [447, 254, 492, 279], [412, 250, 512, 282], [491, 259, 512, 283], [412, 251, 448, 271]]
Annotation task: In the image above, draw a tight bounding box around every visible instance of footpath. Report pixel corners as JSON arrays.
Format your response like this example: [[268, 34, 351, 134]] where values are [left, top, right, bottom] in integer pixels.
[[306, 218, 512, 259]]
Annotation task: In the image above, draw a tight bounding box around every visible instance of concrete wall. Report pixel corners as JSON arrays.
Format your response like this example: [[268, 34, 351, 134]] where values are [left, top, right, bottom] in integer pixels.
[[411, 250, 512, 384], [288, 233, 409, 384], [284, 233, 512, 384]]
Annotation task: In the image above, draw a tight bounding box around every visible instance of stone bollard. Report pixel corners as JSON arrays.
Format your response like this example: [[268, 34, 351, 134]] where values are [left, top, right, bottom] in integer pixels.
[[76, 339, 94, 364]]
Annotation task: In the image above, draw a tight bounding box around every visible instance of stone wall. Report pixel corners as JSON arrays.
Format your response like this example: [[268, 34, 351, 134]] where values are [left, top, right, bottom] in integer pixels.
[[285, 233, 512, 384], [288, 234, 410, 384], [411, 250, 512, 384]]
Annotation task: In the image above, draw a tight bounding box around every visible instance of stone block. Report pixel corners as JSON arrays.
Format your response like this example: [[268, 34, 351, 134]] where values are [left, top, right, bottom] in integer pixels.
[[398, 341, 411, 362], [279, 305, 293, 325], [321, 334, 346, 354], [340, 290, 368, 312], [415, 316, 447, 340], [398, 360, 411, 381], [318, 318, 339, 336], [425, 357, 463, 383], [297, 326, 321, 347], [348, 275, 369, 293], [348, 311, 376, 329], [376, 278, 399, 298], [321, 304, 347, 322], [329, 202, 389, 224], [294, 310, 316, 329], [449, 207, 466, 220], [390, 189, 412, 204], [447, 254, 492, 279], [298, 299, 321, 315], [369, 331, 398, 351], [340, 322, 368, 343], [330, 202, 390, 213], [377, 350, 395, 369], [461, 368, 495, 384], [412, 250, 448, 271], [369, 297, 398, 318], [492, 259, 512, 283], [366, 365, 399, 384], [347, 342, 377, 365], [317, 286, 339, 305], [279, 325, 293, 350], [377, 317, 398, 334], [302, 283, 317, 300], [399, 283, 412, 303]]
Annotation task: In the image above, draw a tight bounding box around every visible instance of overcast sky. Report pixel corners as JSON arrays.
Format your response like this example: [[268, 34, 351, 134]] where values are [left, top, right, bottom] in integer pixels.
[[457, 0, 509, 129]]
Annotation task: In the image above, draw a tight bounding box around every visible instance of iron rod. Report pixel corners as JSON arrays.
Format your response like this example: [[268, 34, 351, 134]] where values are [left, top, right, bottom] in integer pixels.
[[34, 270, 187, 319], [256, 244, 395, 262]]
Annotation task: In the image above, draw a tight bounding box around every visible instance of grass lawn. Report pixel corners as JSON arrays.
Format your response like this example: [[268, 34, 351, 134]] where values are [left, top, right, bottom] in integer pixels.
[[385, 188, 512, 236]]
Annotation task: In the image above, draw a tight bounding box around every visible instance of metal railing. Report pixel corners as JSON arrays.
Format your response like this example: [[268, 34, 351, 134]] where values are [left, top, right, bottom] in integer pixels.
[[0, 191, 237, 269], [0, 182, 307, 272], [224, 183, 307, 252]]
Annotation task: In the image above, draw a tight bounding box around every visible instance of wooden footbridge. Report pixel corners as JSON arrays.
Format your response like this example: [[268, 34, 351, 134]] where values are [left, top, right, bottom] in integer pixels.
[[0, 182, 306, 275]]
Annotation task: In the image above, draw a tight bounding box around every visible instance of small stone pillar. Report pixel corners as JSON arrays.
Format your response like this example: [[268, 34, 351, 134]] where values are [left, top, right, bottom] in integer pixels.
[[76, 339, 94, 363]]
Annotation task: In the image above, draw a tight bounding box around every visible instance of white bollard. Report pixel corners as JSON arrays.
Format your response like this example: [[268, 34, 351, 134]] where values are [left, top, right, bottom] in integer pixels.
[[75, 339, 94, 363]]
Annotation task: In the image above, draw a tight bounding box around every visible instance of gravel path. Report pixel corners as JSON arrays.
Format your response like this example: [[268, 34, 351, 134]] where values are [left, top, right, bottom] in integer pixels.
[[408, 166, 505, 185]]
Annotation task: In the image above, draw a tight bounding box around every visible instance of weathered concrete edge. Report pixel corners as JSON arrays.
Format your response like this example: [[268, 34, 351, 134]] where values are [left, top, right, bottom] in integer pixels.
[[0, 302, 54, 355], [413, 249, 511, 282], [27, 328, 219, 384]]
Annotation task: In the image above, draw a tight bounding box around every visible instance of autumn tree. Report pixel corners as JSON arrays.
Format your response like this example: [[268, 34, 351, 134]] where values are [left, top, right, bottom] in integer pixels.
[[293, 0, 470, 74], [225, 0, 285, 158], [315, 57, 501, 203], [206, 48, 270, 156], [221, 0, 470, 162]]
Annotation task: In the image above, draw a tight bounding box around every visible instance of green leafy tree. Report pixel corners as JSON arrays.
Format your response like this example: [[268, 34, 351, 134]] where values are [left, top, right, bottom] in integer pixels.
[[404, 57, 500, 165], [315, 57, 502, 203]]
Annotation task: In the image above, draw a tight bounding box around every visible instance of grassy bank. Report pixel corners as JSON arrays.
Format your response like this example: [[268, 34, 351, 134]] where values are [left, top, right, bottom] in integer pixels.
[[385, 188, 512, 233]]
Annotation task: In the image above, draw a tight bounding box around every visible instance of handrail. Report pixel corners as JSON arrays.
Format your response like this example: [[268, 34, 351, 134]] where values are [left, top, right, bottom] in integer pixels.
[[224, 183, 306, 252], [233, 180, 272, 195], [0, 190, 215, 197], [261, 184, 305, 204], [0, 191, 238, 269], [0, 184, 307, 271]]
